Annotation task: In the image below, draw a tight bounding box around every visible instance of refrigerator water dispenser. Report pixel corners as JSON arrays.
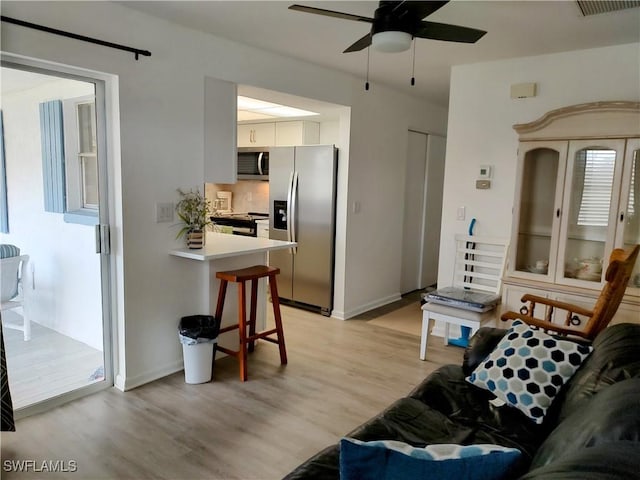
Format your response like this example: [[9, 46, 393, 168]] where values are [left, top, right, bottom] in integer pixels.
[[273, 200, 288, 230]]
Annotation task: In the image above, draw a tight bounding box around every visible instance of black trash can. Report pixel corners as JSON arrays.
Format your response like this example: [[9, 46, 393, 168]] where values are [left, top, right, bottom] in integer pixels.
[[179, 315, 220, 384]]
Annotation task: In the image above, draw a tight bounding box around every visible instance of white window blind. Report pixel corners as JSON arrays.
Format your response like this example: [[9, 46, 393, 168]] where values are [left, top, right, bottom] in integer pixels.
[[577, 149, 616, 227]]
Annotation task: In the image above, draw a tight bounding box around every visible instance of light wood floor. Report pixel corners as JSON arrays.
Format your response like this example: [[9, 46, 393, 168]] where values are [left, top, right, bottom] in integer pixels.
[[1, 301, 463, 480], [3, 314, 104, 409]]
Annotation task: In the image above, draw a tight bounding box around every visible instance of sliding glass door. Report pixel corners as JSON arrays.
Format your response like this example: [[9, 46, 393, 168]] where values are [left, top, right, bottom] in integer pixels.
[[0, 61, 112, 415]]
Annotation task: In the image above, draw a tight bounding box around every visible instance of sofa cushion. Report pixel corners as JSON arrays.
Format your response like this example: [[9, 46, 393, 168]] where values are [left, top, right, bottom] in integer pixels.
[[463, 327, 508, 376], [0, 244, 20, 259], [282, 445, 340, 480], [528, 378, 640, 469], [409, 365, 548, 461], [519, 441, 640, 480], [339, 438, 522, 480], [346, 396, 475, 445], [467, 320, 592, 424], [557, 323, 640, 422]]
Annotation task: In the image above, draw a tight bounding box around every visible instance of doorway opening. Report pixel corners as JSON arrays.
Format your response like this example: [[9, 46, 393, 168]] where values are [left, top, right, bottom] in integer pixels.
[[1, 62, 113, 416]]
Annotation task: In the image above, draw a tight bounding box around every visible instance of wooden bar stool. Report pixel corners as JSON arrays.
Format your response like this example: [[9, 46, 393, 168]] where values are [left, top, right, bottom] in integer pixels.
[[214, 265, 287, 381]]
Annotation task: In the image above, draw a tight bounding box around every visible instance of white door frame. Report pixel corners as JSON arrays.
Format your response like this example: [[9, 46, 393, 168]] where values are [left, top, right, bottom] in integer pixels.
[[1, 53, 122, 417]]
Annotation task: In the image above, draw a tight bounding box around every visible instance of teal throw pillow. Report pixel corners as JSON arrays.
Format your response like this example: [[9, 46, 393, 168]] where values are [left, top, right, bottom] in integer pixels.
[[339, 438, 522, 480], [467, 320, 593, 424]]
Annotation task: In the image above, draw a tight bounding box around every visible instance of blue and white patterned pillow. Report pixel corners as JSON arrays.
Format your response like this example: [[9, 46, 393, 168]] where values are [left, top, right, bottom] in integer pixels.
[[467, 320, 593, 424], [340, 438, 522, 480]]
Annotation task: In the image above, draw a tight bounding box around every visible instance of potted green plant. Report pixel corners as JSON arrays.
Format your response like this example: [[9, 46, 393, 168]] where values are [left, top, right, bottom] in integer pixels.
[[175, 188, 212, 249]]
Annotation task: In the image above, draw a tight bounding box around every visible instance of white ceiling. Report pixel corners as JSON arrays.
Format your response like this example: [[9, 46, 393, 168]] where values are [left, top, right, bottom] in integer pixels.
[[122, 1, 640, 108]]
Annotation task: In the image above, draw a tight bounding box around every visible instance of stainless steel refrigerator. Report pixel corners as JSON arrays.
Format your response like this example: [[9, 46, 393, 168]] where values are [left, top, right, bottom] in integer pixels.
[[269, 145, 338, 316]]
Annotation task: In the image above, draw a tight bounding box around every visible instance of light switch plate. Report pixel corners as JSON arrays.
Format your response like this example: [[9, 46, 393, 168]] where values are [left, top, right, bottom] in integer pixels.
[[156, 202, 174, 223], [476, 180, 491, 190]]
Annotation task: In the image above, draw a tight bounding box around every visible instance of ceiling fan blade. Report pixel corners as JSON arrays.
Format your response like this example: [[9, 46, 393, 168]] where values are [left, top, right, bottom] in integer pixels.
[[389, 1, 450, 20], [343, 33, 373, 53], [288, 4, 374, 23], [414, 21, 487, 43]]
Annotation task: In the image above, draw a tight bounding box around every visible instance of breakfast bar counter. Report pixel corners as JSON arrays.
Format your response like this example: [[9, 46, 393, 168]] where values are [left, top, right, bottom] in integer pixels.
[[170, 232, 296, 357], [169, 231, 296, 261]]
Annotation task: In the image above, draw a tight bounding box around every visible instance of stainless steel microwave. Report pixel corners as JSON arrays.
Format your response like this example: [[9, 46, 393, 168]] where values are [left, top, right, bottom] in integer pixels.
[[237, 147, 269, 180]]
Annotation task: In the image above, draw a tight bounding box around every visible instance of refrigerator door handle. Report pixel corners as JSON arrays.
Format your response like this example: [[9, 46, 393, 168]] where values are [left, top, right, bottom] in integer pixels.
[[290, 171, 299, 254], [286, 171, 294, 252]]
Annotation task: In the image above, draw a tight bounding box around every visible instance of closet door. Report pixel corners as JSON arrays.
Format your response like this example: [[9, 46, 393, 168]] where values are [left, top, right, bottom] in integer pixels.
[[400, 131, 445, 294]]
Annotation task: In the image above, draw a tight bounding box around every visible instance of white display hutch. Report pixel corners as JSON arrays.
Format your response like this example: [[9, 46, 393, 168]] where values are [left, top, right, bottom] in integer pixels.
[[502, 101, 640, 326]]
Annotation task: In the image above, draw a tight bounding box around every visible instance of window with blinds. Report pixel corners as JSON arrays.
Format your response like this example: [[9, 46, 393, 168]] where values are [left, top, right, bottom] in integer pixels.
[[576, 149, 616, 227]]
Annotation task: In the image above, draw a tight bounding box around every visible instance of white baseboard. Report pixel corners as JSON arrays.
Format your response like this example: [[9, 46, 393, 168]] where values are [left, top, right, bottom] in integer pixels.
[[121, 360, 184, 391], [333, 293, 403, 320]]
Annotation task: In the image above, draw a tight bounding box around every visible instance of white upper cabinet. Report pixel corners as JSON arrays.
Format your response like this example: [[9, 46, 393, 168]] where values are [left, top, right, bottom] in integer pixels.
[[237, 122, 276, 147], [204, 77, 237, 183], [237, 121, 320, 147], [507, 101, 640, 298], [275, 121, 320, 146]]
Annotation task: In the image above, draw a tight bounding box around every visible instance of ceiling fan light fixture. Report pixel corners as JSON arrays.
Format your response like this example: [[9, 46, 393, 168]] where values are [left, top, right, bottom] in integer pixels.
[[371, 31, 412, 53]]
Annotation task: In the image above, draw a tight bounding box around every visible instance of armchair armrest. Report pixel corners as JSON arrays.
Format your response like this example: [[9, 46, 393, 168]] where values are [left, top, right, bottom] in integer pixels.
[[500, 311, 592, 339], [519, 294, 594, 318], [500, 293, 596, 339]]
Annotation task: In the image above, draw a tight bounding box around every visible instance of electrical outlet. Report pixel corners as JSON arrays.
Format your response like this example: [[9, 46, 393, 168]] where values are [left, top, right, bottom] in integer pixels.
[[156, 202, 174, 223]]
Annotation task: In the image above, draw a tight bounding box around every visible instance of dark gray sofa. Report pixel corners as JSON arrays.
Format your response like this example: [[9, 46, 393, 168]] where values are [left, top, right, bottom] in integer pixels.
[[284, 322, 640, 479]]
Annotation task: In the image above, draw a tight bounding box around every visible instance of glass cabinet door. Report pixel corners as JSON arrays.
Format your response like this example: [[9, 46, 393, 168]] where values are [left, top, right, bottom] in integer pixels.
[[557, 139, 626, 286], [511, 142, 567, 279], [618, 139, 640, 290]]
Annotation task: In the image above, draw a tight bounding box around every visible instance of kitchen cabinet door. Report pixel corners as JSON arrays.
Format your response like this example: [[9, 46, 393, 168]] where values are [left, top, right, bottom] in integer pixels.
[[205, 76, 237, 183], [275, 121, 320, 146], [237, 123, 275, 147]]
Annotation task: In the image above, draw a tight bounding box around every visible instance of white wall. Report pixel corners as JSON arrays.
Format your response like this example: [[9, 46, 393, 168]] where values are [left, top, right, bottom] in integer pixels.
[[439, 43, 640, 291], [1, 1, 447, 389], [1, 78, 103, 350]]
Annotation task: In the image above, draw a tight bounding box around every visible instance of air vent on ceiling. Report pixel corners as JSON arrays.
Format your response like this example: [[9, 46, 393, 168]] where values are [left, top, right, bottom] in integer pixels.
[[576, 0, 640, 16]]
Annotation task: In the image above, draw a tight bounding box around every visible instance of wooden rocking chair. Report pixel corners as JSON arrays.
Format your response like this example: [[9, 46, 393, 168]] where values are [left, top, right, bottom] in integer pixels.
[[501, 244, 639, 340]]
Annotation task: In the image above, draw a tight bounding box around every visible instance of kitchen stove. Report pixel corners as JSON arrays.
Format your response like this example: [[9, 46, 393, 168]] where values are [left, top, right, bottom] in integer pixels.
[[211, 212, 269, 237]]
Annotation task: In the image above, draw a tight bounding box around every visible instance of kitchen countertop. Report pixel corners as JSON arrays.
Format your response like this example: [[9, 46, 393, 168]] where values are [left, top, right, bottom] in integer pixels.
[[169, 232, 295, 261]]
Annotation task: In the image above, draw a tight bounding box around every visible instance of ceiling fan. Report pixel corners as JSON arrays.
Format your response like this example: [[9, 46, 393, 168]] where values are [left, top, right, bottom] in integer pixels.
[[289, 1, 487, 53]]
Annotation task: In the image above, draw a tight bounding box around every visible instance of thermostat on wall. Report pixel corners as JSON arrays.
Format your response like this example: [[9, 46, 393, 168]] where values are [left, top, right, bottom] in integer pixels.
[[510, 82, 537, 99]]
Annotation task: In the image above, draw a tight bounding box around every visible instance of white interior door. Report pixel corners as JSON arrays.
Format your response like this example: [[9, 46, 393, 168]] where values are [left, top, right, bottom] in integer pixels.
[[420, 135, 446, 288], [401, 131, 446, 294], [401, 131, 428, 294]]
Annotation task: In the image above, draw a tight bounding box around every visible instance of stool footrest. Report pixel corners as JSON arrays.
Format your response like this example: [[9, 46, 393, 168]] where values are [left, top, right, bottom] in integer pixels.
[[219, 324, 238, 334], [246, 329, 278, 342], [217, 345, 240, 358]]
